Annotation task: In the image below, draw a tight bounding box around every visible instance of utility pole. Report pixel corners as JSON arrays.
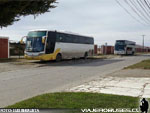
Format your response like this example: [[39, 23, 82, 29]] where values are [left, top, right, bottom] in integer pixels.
[[142, 35, 145, 52], [105, 43, 107, 55]]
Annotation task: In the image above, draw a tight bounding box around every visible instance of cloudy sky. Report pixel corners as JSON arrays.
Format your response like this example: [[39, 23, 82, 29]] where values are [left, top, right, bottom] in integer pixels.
[[0, 0, 150, 46]]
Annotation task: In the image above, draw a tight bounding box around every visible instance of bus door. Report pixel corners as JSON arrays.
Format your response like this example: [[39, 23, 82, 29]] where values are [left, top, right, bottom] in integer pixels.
[[46, 32, 56, 54], [126, 46, 134, 55]]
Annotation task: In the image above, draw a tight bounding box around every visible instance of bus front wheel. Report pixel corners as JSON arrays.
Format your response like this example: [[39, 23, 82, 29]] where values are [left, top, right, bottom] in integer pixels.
[[56, 53, 62, 62]]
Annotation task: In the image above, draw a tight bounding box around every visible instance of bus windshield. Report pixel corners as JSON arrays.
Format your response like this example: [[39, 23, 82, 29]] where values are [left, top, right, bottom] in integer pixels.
[[115, 41, 126, 51], [116, 41, 125, 45], [26, 31, 46, 52]]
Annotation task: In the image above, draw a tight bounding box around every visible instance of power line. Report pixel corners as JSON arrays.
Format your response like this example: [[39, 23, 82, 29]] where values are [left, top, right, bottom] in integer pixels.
[[132, 0, 150, 21], [124, 0, 150, 25], [144, 0, 150, 10], [140, 0, 150, 15], [128, 0, 150, 23], [138, 0, 150, 14], [146, 0, 150, 7], [115, 0, 147, 26]]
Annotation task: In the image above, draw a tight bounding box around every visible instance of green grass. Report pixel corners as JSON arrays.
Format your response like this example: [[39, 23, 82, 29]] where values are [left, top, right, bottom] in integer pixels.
[[125, 59, 150, 69], [135, 52, 150, 55], [7, 92, 139, 109]]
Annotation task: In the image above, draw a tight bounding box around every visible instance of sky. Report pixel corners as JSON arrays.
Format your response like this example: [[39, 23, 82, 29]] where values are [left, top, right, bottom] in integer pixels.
[[0, 0, 150, 46]]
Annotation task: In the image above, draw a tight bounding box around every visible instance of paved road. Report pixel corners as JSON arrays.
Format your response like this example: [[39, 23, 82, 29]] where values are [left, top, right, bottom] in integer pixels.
[[0, 55, 149, 107]]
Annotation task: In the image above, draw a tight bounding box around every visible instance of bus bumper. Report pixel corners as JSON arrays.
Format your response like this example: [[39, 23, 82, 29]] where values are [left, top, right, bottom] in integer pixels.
[[114, 51, 125, 55], [25, 54, 56, 61]]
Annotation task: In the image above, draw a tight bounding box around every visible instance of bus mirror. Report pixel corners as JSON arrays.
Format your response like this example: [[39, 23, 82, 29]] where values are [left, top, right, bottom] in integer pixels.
[[42, 36, 46, 44], [20, 36, 27, 44], [20, 39, 23, 44]]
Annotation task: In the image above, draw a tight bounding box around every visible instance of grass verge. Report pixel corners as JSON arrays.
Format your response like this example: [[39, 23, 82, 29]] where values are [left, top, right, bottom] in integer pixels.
[[7, 92, 139, 109], [124, 59, 150, 69]]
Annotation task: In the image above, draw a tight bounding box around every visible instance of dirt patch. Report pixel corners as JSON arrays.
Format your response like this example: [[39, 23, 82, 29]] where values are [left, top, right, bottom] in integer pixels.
[[0, 59, 41, 73]]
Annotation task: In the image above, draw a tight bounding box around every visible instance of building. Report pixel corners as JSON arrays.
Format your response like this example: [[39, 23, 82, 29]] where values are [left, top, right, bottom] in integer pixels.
[[0, 37, 9, 58], [94, 45, 98, 55], [101, 45, 114, 54], [94, 44, 114, 55], [136, 45, 150, 53]]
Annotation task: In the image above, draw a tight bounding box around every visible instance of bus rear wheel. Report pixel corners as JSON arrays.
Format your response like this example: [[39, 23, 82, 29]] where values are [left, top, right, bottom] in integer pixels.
[[132, 52, 135, 55], [56, 53, 62, 62], [84, 52, 88, 59]]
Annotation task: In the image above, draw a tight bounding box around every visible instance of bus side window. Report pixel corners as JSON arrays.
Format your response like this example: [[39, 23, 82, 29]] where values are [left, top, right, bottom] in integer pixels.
[[73, 36, 78, 43], [127, 47, 132, 51], [56, 33, 62, 42], [78, 36, 82, 44], [58, 33, 66, 43]]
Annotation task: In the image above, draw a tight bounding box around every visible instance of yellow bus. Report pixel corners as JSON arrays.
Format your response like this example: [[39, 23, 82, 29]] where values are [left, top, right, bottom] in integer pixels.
[[22, 30, 94, 61]]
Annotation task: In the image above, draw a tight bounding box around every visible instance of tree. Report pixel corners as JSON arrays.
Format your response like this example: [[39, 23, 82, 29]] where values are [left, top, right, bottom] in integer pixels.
[[0, 0, 56, 28]]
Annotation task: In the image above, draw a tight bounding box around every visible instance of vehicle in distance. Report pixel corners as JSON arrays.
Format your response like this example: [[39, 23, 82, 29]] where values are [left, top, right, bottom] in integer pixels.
[[23, 30, 94, 61], [114, 40, 136, 55]]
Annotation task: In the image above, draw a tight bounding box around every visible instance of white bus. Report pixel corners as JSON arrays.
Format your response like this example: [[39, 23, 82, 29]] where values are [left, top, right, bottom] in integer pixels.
[[23, 30, 94, 61], [114, 40, 136, 55]]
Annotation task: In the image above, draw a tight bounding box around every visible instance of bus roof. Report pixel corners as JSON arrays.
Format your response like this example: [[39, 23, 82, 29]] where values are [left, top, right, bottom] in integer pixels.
[[116, 40, 136, 44], [29, 29, 94, 38]]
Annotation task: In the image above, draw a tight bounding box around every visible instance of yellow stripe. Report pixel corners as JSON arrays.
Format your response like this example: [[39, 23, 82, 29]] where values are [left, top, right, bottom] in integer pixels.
[[25, 48, 61, 61]]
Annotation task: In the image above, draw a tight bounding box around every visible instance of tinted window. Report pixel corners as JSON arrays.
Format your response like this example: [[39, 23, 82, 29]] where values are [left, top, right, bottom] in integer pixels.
[[56, 33, 94, 44], [26, 37, 44, 52], [26, 31, 46, 52], [66, 34, 73, 43], [73, 36, 79, 43], [57, 33, 68, 42]]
